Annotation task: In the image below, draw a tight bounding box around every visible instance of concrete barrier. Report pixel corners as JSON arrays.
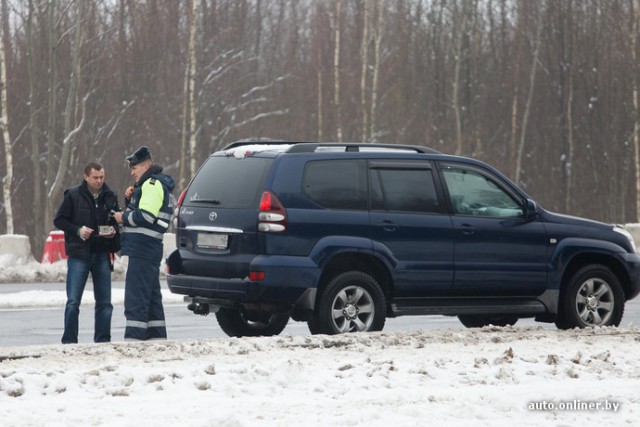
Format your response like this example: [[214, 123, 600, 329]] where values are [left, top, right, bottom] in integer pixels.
[[0, 234, 34, 266]]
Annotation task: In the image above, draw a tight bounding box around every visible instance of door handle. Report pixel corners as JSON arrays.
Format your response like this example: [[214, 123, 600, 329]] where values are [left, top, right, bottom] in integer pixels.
[[378, 220, 399, 232], [460, 223, 475, 236]]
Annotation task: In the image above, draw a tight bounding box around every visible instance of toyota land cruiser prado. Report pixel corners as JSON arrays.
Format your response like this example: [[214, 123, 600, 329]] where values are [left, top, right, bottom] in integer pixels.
[[166, 141, 640, 337]]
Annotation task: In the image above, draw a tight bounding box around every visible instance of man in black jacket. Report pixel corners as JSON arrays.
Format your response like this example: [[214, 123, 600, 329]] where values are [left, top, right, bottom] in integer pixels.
[[54, 162, 120, 344]]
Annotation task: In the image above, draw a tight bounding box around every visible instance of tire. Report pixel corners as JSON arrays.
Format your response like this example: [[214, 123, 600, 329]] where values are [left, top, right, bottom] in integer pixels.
[[458, 314, 519, 328], [555, 264, 624, 329], [315, 271, 386, 335], [215, 307, 289, 337]]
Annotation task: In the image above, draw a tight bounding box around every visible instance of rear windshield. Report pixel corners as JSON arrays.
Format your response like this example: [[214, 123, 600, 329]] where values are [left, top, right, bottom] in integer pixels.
[[184, 157, 272, 208]]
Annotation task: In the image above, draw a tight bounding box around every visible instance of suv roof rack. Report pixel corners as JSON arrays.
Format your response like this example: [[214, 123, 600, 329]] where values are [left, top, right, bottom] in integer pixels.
[[222, 141, 441, 154]]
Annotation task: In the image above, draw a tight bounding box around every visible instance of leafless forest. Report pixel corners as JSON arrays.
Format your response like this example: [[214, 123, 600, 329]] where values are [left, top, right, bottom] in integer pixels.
[[1, 0, 640, 257]]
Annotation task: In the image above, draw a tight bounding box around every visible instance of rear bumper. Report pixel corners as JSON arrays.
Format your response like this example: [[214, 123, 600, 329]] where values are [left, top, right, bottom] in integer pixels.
[[166, 250, 321, 306], [167, 273, 256, 300]]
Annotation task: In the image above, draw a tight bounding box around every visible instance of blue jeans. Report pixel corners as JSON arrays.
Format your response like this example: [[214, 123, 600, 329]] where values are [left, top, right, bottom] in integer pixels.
[[62, 253, 113, 344]]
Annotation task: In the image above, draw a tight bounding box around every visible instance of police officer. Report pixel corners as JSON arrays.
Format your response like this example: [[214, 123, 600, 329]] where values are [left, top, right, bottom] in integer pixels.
[[114, 146, 175, 340]]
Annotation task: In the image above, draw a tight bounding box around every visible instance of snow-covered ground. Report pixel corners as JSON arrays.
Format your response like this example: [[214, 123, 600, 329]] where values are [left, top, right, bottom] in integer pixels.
[[1, 237, 639, 426], [0, 326, 637, 426]]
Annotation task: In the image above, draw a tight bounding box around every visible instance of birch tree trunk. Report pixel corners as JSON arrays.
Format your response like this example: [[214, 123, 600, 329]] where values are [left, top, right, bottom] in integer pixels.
[[333, 0, 343, 142], [633, 0, 640, 221], [0, 0, 14, 234], [509, 3, 523, 178], [180, 0, 199, 190], [47, 0, 85, 204], [369, 2, 383, 143], [561, 1, 575, 214], [317, 47, 324, 141], [360, 0, 370, 142], [188, 1, 199, 181], [452, 1, 467, 156], [515, 0, 546, 185], [27, 0, 42, 251], [44, 0, 58, 233]]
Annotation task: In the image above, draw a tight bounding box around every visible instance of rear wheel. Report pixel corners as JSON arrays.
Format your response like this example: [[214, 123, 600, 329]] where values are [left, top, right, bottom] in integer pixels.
[[555, 264, 624, 329], [315, 271, 386, 335], [215, 307, 289, 337], [458, 314, 518, 328]]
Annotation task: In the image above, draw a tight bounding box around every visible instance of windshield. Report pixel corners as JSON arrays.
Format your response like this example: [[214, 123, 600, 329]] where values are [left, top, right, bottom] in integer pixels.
[[184, 157, 272, 208]]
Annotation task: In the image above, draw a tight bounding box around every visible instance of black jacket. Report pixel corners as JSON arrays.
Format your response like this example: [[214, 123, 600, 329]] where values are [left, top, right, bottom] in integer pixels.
[[53, 181, 120, 259]]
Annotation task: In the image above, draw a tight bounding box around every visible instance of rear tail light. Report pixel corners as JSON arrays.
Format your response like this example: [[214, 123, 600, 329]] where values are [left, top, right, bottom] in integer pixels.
[[173, 190, 187, 228], [258, 191, 287, 232], [177, 190, 186, 207], [250, 271, 265, 281]]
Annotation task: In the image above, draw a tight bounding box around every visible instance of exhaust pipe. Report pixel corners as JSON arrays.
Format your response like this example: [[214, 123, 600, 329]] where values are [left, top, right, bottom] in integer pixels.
[[187, 302, 210, 316]]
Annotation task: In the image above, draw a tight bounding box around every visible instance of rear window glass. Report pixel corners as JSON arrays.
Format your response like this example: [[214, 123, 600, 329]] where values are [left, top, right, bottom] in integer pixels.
[[303, 160, 367, 210], [184, 157, 272, 208]]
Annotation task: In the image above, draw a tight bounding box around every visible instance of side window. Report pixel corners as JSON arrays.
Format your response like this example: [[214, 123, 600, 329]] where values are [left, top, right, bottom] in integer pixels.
[[442, 167, 523, 218], [303, 160, 367, 210], [370, 167, 443, 213]]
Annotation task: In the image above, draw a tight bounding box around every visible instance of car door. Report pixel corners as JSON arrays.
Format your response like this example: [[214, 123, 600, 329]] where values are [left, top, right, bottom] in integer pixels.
[[369, 160, 454, 297], [439, 163, 549, 296]]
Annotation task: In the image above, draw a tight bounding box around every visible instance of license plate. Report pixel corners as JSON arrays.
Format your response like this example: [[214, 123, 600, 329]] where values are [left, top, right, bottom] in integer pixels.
[[196, 233, 228, 249]]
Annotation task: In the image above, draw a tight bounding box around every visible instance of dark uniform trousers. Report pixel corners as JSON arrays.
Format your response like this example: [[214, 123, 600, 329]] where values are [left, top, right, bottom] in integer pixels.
[[124, 254, 167, 340]]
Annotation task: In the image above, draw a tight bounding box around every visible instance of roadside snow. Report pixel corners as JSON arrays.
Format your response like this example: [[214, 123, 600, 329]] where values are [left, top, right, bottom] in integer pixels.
[[0, 287, 184, 309], [0, 327, 638, 426]]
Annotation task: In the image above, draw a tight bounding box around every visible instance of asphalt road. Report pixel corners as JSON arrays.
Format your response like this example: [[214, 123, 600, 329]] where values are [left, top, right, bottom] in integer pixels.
[[0, 281, 638, 347]]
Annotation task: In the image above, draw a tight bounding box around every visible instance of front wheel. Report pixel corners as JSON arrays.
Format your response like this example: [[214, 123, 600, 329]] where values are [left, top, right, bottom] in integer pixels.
[[315, 271, 386, 335], [215, 307, 289, 337], [555, 264, 624, 329]]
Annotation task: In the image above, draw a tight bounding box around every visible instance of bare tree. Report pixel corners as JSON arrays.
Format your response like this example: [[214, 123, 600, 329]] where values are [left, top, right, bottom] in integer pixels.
[[180, 0, 200, 190], [555, 0, 575, 213], [27, 0, 42, 252], [515, 0, 546, 185], [369, 0, 384, 143], [0, 0, 14, 234], [359, 0, 370, 142], [1, 0, 640, 244], [509, 3, 523, 178], [633, 0, 640, 221], [333, 0, 342, 142], [43, 0, 58, 233], [46, 0, 86, 206], [312, 3, 328, 141], [451, 0, 469, 156]]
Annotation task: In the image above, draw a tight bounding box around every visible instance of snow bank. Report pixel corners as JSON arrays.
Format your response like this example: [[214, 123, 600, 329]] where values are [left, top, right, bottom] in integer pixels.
[[0, 234, 176, 284], [0, 327, 638, 426]]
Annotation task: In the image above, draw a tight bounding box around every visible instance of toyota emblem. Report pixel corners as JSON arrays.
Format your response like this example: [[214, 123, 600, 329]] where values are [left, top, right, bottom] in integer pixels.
[[209, 211, 218, 221]]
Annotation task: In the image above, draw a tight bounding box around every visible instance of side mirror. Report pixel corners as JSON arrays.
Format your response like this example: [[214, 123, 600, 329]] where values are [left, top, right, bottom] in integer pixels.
[[524, 199, 539, 221]]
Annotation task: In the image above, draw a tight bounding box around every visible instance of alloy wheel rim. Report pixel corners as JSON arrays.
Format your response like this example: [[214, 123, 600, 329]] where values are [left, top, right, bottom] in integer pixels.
[[331, 285, 375, 333], [575, 278, 614, 325]]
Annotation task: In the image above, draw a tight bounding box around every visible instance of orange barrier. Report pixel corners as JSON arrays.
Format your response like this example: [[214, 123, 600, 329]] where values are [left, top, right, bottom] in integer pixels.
[[42, 230, 67, 263]]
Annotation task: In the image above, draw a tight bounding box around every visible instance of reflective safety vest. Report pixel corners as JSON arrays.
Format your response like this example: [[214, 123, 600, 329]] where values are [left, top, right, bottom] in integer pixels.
[[122, 176, 174, 240], [121, 171, 175, 260]]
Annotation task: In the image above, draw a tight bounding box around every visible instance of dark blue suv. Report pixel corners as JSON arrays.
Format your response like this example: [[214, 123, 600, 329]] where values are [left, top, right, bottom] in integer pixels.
[[166, 141, 640, 337]]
